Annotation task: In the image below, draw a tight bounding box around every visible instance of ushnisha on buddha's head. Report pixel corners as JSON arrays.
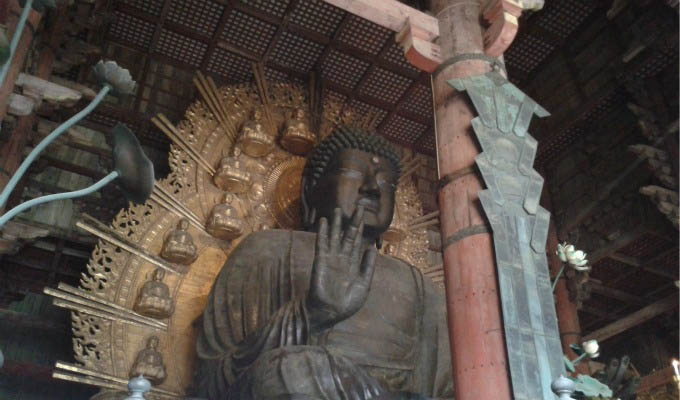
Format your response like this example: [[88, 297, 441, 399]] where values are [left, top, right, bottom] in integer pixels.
[[301, 126, 401, 239]]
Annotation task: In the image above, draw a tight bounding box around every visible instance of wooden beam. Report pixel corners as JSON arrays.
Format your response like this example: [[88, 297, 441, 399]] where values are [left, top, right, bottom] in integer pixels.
[[588, 224, 649, 265], [636, 366, 677, 394], [608, 252, 641, 267], [583, 293, 678, 342], [322, 0, 439, 40], [589, 281, 647, 307]]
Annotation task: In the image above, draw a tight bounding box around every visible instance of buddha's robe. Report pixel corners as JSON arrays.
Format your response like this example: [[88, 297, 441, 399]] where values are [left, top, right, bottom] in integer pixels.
[[195, 230, 453, 400]]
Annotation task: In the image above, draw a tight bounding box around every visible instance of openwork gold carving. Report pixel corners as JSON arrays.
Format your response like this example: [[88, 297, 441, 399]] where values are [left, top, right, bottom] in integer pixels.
[[55, 77, 431, 397]]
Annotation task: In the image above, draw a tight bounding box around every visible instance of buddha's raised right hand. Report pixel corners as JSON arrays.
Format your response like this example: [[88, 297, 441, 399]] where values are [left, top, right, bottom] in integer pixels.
[[306, 206, 377, 334]]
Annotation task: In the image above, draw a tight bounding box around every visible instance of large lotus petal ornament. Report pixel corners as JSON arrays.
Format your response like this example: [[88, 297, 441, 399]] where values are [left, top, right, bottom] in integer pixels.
[[93, 60, 136, 96], [556, 242, 571, 262], [567, 249, 588, 268], [112, 123, 154, 204]]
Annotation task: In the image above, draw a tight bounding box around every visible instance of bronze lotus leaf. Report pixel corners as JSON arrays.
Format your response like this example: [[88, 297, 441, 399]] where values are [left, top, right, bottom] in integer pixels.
[[93, 60, 136, 96], [112, 123, 154, 205]]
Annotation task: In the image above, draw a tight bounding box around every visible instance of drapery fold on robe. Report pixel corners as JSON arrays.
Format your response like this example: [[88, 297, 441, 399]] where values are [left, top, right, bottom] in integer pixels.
[[195, 230, 453, 399]]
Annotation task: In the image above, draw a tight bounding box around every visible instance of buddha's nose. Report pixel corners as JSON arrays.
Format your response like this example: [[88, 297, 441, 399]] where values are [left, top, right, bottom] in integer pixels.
[[359, 174, 380, 197]]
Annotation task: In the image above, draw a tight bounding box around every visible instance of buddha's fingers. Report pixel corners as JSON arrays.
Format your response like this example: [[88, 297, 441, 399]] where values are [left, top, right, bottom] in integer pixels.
[[315, 217, 329, 258], [358, 246, 377, 285], [342, 205, 364, 256], [329, 208, 342, 254], [349, 221, 365, 273]]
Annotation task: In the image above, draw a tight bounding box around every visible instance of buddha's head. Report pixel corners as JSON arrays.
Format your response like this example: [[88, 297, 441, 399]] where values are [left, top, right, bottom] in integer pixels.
[[152, 268, 165, 282], [301, 126, 401, 239], [252, 109, 263, 121], [178, 218, 189, 231], [294, 108, 305, 119], [147, 336, 159, 350]]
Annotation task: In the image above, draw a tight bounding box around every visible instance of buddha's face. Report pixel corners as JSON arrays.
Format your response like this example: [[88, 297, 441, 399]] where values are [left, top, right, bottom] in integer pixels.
[[309, 149, 396, 236]]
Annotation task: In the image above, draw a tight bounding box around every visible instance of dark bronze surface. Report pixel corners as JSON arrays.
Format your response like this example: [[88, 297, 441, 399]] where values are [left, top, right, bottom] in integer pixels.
[[112, 123, 154, 204], [194, 129, 452, 400]]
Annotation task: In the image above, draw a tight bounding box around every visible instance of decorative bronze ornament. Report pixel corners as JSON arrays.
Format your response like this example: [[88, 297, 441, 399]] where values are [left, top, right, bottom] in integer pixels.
[[280, 108, 316, 155], [159, 218, 198, 266], [133, 268, 174, 319]]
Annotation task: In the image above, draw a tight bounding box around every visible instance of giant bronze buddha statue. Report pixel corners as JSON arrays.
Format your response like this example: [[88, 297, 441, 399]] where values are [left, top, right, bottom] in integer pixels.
[[195, 127, 452, 399]]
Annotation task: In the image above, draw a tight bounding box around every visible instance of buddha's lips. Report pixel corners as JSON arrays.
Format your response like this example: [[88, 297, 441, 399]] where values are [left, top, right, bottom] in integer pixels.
[[356, 198, 379, 213]]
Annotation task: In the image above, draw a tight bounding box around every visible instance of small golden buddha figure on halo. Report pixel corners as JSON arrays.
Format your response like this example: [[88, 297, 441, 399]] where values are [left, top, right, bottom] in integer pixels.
[[160, 218, 197, 265], [239, 109, 273, 158], [213, 147, 251, 193], [206, 193, 245, 240], [280, 108, 316, 155], [130, 336, 167, 385], [134, 268, 174, 319]]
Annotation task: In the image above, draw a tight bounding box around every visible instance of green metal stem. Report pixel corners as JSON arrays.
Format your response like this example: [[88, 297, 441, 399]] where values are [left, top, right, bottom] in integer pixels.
[[570, 352, 588, 366], [0, 171, 119, 228], [0, 84, 111, 209], [552, 263, 566, 293]]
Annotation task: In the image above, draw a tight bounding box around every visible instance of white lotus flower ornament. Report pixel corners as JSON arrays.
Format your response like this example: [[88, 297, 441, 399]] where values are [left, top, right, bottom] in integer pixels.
[[556, 242, 589, 270], [582, 339, 600, 358]]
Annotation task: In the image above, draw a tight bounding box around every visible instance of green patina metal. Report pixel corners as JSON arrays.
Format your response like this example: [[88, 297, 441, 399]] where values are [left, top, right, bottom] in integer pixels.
[[448, 71, 563, 400]]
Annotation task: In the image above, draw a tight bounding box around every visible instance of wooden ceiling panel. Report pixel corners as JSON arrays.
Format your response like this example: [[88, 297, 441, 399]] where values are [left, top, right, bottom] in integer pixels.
[[270, 31, 326, 73], [381, 41, 421, 78], [359, 67, 412, 106], [166, 0, 224, 37], [320, 49, 370, 90], [505, 35, 555, 74], [120, 0, 164, 17], [413, 129, 436, 156], [347, 98, 387, 126], [617, 232, 674, 259], [398, 83, 432, 120], [207, 47, 253, 82], [221, 10, 277, 57], [109, 11, 155, 50], [535, 0, 596, 40], [289, 0, 345, 37], [381, 114, 427, 146], [590, 257, 631, 283], [337, 15, 391, 56], [156, 29, 209, 67], [238, 0, 290, 19]]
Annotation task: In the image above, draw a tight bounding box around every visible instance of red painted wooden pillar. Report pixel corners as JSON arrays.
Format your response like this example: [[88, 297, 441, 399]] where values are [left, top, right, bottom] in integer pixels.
[[431, 0, 512, 399], [0, 0, 42, 122], [542, 191, 590, 375], [0, 1, 42, 213]]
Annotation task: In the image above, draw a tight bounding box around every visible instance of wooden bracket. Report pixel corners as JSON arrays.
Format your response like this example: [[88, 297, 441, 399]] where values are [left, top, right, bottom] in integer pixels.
[[482, 0, 523, 57], [324, 0, 542, 72], [395, 19, 442, 73]]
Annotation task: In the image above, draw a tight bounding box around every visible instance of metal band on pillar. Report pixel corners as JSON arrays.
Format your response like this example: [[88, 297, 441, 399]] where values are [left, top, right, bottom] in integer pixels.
[[437, 165, 479, 193], [433, 53, 506, 78], [442, 224, 489, 250]]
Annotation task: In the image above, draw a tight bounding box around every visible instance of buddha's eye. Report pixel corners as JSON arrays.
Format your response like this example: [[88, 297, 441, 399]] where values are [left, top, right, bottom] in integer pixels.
[[338, 167, 363, 179], [375, 171, 395, 188]]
